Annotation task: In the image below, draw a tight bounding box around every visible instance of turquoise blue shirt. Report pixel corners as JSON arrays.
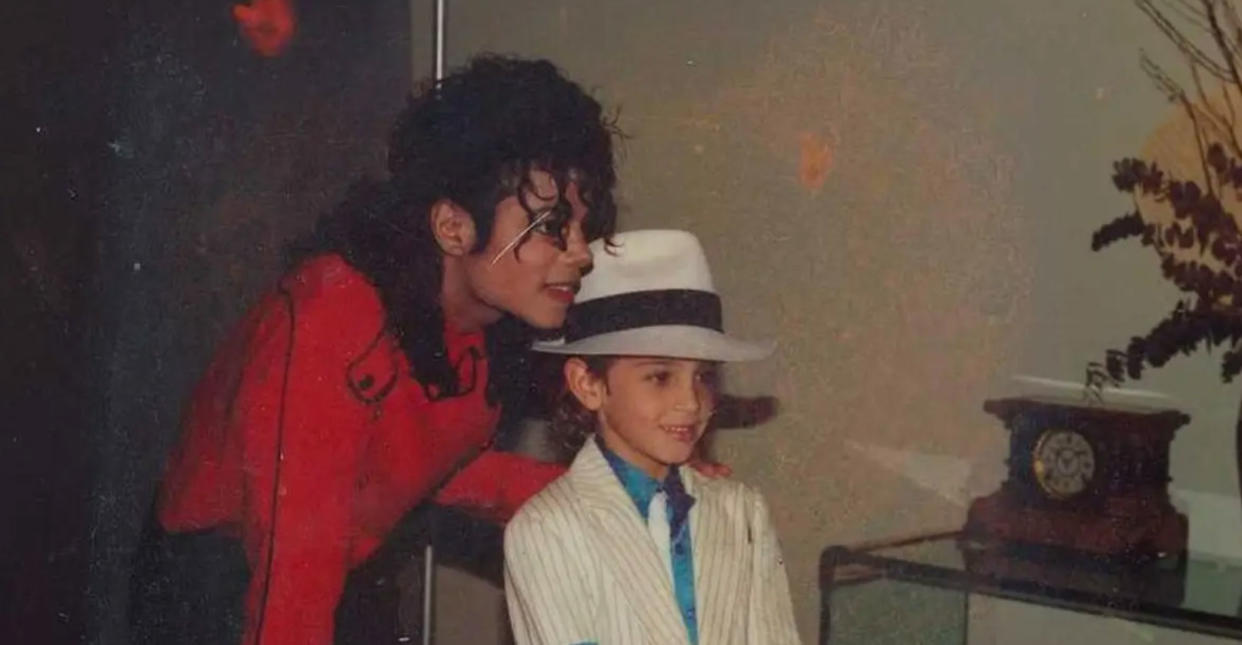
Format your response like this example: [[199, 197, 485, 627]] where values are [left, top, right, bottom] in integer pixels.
[[596, 438, 699, 645]]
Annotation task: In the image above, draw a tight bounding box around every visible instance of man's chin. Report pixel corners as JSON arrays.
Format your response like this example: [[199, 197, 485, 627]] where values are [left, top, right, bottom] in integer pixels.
[[526, 318, 567, 335]]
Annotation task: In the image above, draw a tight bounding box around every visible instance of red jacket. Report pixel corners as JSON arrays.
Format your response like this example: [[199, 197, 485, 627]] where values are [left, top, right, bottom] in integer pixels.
[[157, 254, 564, 645]]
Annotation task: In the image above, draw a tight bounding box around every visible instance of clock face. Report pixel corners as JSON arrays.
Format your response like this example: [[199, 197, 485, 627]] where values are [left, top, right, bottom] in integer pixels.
[[1032, 429, 1096, 499]]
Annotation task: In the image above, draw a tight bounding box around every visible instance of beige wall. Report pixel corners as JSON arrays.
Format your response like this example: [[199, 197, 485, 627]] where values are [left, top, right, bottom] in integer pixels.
[[415, 1, 1242, 641]]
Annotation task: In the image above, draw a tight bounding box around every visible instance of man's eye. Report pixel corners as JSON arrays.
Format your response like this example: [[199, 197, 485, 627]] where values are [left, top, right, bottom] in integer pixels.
[[646, 371, 672, 385], [531, 211, 569, 239], [696, 370, 719, 387], [531, 215, 557, 234]]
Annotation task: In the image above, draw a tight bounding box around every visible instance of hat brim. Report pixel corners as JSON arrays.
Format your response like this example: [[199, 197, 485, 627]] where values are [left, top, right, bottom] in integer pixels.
[[532, 325, 775, 362]]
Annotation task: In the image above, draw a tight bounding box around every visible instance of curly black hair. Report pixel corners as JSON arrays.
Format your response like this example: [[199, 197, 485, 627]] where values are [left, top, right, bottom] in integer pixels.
[[545, 355, 614, 459], [289, 55, 621, 427]]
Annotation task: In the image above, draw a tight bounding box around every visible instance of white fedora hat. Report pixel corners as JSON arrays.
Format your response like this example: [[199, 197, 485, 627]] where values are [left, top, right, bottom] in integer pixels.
[[532, 229, 774, 362]]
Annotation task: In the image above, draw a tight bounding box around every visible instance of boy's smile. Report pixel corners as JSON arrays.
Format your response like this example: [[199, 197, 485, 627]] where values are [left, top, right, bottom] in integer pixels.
[[569, 356, 719, 479]]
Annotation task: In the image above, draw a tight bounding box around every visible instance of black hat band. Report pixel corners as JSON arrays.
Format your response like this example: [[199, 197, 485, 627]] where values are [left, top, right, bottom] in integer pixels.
[[563, 289, 723, 342]]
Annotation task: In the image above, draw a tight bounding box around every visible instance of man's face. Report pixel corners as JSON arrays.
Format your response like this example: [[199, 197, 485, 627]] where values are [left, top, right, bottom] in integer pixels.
[[463, 170, 593, 330]]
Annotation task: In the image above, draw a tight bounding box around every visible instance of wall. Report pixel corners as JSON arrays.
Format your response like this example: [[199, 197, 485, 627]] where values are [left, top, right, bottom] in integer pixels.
[[417, 1, 1242, 642]]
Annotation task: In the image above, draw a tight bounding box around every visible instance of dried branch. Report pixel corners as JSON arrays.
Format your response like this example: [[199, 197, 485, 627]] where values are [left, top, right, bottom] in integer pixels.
[[1204, 0, 1242, 152], [1092, 210, 1147, 250], [1167, 0, 1212, 31], [1209, 0, 1242, 63], [1137, 0, 1233, 80], [1223, 0, 1242, 43], [1187, 62, 1240, 180], [1086, 1, 1242, 399], [1184, 80, 1219, 197]]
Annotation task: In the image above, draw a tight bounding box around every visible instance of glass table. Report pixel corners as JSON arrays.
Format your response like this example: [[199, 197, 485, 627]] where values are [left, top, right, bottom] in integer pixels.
[[819, 532, 1242, 644]]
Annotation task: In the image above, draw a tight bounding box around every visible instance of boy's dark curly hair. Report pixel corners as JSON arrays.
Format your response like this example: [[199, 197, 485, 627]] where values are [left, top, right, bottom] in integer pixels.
[[545, 355, 614, 459], [290, 55, 621, 427]]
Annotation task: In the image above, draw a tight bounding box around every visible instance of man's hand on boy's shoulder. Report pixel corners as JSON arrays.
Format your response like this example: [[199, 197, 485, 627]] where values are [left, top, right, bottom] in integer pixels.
[[687, 456, 732, 479]]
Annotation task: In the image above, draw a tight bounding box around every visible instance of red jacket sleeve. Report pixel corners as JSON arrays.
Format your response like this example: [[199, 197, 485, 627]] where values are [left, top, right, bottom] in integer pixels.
[[432, 449, 565, 523], [231, 268, 379, 645]]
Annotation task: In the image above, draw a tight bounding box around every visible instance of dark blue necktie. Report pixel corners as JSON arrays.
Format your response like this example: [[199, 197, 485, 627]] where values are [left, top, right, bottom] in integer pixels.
[[662, 468, 696, 537]]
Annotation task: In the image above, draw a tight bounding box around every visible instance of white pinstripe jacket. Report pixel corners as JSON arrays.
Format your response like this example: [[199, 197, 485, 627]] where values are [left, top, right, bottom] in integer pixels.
[[504, 440, 802, 645]]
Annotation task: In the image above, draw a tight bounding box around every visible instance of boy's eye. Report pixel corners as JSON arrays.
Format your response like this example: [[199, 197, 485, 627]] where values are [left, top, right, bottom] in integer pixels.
[[696, 369, 719, 387], [645, 370, 672, 385]]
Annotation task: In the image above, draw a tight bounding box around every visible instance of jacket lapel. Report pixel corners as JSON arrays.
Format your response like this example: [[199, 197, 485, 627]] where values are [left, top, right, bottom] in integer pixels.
[[686, 471, 749, 645], [568, 441, 690, 644]]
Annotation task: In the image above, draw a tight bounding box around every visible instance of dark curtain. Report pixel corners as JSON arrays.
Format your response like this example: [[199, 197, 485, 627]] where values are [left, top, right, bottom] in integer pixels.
[[2, 1, 413, 643]]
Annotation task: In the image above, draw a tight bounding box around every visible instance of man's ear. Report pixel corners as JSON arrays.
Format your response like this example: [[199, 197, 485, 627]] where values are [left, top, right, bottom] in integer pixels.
[[429, 199, 477, 256], [564, 357, 606, 412]]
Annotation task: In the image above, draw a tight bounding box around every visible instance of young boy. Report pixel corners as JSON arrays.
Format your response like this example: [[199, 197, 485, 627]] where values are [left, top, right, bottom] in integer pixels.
[[504, 229, 802, 644]]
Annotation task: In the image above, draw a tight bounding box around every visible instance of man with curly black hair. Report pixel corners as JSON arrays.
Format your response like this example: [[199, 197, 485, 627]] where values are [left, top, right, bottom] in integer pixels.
[[142, 55, 620, 645]]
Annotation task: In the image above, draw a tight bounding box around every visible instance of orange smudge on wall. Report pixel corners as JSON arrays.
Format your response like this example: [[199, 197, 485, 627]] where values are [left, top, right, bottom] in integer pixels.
[[233, 0, 296, 57], [799, 131, 835, 192]]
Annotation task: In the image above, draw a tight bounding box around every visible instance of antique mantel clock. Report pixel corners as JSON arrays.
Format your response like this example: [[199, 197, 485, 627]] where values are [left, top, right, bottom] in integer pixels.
[[965, 396, 1190, 561]]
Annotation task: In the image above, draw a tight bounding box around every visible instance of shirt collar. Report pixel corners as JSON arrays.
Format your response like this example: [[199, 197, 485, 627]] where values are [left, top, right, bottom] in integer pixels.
[[597, 436, 662, 519], [595, 435, 693, 522]]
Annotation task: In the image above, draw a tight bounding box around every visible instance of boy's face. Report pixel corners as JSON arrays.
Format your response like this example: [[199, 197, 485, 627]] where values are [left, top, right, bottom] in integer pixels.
[[569, 356, 719, 479], [464, 170, 593, 329]]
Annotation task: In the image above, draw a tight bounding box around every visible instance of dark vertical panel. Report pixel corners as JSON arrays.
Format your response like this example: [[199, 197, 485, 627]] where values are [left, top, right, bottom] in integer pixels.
[[2, 1, 122, 642], [76, 1, 411, 643]]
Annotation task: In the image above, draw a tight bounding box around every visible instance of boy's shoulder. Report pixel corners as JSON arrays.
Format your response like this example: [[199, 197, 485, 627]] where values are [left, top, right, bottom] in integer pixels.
[[506, 472, 583, 535], [687, 470, 770, 511]]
